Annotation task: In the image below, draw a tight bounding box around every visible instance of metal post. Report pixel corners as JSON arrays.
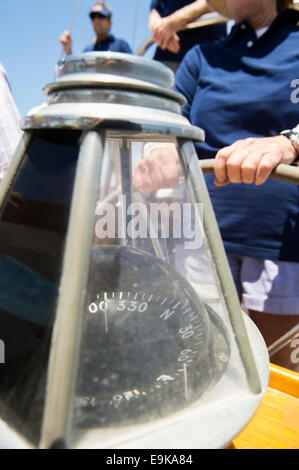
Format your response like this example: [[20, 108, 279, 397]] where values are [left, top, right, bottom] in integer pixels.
[[40, 131, 104, 449]]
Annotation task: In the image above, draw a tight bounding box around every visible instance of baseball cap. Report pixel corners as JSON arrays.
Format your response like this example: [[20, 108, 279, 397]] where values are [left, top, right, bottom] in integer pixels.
[[89, 3, 112, 19]]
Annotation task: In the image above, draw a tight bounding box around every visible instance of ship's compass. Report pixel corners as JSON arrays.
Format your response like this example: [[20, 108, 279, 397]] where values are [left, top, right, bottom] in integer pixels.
[[73, 244, 230, 428]]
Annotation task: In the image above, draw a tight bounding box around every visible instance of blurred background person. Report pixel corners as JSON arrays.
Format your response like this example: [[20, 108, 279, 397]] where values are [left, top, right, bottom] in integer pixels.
[[60, 2, 132, 56]]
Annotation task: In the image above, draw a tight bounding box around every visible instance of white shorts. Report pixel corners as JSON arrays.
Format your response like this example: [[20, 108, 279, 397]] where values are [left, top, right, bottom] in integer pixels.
[[227, 254, 299, 315]]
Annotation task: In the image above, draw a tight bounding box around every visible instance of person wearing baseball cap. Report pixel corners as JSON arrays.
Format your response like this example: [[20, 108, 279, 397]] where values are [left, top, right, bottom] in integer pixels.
[[89, 2, 112, 20], [60, 2, 132, 56]]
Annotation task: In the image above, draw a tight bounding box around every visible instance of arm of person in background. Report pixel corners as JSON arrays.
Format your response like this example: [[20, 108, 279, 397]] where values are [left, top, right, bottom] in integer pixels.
[[214, 134, 299, 186], [149, 9, 180, 53], [149, 0, 214, 53], [59, 30, 73, 56]]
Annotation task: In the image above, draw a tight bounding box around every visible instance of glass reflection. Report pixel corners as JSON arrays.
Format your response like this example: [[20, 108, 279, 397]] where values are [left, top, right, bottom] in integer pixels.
[[71, 136, 231, 441], [0, 130, 81, 445]]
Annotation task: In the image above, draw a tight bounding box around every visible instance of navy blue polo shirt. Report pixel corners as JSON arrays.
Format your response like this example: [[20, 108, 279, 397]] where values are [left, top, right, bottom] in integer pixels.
[[175, 9, 299, 262], [150, 0, 226, 62], [151, 0, 196, 17], [83, 35, 132, 54]]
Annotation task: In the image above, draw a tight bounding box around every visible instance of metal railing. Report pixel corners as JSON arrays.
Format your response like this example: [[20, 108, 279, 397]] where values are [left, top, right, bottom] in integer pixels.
[[199, 158, 299, 185]]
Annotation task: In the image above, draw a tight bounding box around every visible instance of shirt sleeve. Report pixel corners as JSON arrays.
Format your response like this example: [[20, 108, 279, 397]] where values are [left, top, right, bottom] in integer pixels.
[[0, 64, 22, 182], [83, 44, 93, 52], [120, 40, 132, 54], [175, 47, 201, 120], [150, 0, 160, 11]]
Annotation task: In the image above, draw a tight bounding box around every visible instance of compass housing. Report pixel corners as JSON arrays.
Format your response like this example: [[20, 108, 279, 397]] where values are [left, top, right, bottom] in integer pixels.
[[0, 52, 269, 449]]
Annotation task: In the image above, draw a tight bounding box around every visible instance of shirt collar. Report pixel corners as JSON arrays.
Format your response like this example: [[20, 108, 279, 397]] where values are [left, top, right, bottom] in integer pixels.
[[224, 8, 299, 45]]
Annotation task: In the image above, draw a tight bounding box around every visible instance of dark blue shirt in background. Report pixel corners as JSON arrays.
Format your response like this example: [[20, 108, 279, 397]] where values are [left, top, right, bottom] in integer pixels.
[[175, 9, 299, 262], [151, 0, 195, 17], [150, 0, 226, 63], [83, 35, 132, 54]]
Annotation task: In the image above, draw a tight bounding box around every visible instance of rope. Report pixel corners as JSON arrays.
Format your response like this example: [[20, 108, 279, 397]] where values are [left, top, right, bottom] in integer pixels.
[[132, 0, 140, 52], [58, 0, 82, 61], [68, 0, 82, 35]]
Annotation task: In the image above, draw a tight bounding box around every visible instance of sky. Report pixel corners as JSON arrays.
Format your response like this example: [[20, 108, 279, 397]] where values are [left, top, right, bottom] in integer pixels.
[[0, 0, 154, 116]]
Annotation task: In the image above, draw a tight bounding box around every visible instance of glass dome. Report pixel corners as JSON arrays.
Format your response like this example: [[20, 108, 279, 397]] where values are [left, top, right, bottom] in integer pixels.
[[0, 53, 269, 449]]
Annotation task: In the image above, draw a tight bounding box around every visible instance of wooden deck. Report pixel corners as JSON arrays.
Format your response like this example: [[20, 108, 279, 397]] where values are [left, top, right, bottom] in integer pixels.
[[229, 364, 299, 449]]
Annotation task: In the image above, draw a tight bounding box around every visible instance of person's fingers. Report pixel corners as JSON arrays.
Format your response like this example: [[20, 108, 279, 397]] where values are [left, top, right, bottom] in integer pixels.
[[240, 149, 264, 184], [160, 32, 177, 50], [144, 155, 166, 191], [214, 146, 233, 184], [214, 177, 230, 187], [215, 135, 298, 187], [225, 139, 259, 183], [215, 138, 258, 185], [134, 145, 179, 193], [165, 36, 180, 53], [134, 161, 153, 193], [60, 30, 71, 42], [255, 152, 280, 185], [159, 158, 179, 187]]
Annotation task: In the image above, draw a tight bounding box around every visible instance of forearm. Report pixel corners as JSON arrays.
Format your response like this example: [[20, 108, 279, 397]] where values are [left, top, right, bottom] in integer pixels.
[[149, 9, 162, 32], [149, 8, 180, 52]]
